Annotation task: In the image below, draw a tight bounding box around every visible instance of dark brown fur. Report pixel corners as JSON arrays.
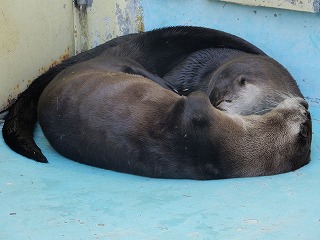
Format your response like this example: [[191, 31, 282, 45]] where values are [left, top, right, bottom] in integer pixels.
[[37, 60, 312, 179], [3, 26, 266, 163], [164, 48, 303, 115], [207, 53, 303, 115]]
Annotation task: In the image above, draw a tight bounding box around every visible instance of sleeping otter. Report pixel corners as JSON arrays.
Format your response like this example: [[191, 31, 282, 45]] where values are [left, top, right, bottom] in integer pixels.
[[164, 48, 303, 115], [37, 60, 312, 179], [3, 26, 310, 178], [3, 26, 266, 163]]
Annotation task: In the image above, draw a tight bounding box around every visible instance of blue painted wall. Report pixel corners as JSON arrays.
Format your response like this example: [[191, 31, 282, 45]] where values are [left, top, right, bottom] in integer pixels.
[[141, 0, 320, 105]]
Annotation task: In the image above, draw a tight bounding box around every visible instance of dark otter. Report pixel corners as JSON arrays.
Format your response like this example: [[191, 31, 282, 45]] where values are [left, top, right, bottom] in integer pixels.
[[164, 48, 303, 115], [38, 64, 312, 179], [3, 26, 266, 163], [2, 32, 140, 163]]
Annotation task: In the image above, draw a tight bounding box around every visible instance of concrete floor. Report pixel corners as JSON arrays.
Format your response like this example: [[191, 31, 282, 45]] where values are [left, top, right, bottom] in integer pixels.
[[0, 103, 319, 239], [1, 2, 320, 239]]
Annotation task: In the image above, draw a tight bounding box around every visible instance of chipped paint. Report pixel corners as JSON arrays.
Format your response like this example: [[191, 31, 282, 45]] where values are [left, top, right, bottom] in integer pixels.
[[219, 0, 320, 12], [73, 6, 90, 53], [38, 47, 72, 75], [115, 2, 130, 35], [73, 0, 143, 54], [2, 47, 72, 111], [135, 6, 145, 33], [314, 0, 320, 11], [115, 0, 143, 35]]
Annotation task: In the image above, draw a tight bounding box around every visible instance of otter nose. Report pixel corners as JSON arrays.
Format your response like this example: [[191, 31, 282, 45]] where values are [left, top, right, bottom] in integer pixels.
[[301, 99, 309, 109], [300, 122, 310, 138], [304, 110, 311, 120]]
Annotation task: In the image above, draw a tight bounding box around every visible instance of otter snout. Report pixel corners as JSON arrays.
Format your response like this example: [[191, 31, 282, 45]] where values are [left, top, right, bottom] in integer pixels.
[[294, 98, 312, 141], [277, 97, 308, 111], [275, 97, 312, 139], [299, 108, 311, 140], [301, 99, 309, 110], [294, 97, 309, 111], [300, 122, 310, 138]]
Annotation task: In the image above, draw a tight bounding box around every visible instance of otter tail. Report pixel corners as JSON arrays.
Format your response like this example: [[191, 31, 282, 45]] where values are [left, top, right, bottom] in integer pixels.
[[2, 33, 139, 162], [2, 68, 62, 162]]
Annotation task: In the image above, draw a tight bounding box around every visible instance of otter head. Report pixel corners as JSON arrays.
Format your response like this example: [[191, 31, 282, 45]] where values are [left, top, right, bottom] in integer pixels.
[[209, 73, 264, 115], [207, 54, 303, 116]]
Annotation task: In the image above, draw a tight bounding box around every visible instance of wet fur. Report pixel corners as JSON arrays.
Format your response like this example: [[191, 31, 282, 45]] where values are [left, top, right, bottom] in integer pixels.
[[164, 48, 303, 115], [3, 26, 266, 162], [164, 48, 243, 94], [207, 54, 303, 115], [38, 65, 312, 179], [2, 33, 140, 162]]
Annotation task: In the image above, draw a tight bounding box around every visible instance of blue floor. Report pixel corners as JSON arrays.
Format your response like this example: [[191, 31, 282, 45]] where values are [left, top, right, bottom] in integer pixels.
[[0, 103, 319, 239]]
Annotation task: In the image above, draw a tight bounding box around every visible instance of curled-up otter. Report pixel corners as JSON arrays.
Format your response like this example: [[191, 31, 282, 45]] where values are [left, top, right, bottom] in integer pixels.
[[2, 26, 312, 179], [37, 59, 312, 179]]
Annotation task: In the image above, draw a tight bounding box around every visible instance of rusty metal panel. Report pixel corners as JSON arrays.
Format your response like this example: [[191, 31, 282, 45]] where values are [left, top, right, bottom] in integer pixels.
[[0, 0, 75, 111], [0, 0, 144, 112]]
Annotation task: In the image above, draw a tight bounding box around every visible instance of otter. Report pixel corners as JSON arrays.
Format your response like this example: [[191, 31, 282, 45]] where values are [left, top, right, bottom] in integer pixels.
[[37, 61, 312, 179], [207, 53, 303, 115], [164, 48, 303, 115], [3, 26, 266, 163]]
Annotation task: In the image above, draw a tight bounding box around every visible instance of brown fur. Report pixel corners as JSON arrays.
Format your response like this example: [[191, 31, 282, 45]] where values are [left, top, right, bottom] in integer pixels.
[[208, 54, 303, 115], [37, 63, 312, 179]]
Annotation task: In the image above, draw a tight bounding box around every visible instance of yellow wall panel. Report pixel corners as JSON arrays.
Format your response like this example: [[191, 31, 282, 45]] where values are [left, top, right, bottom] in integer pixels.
[[0, 0, 75, 111], [0, 0, 143, 112]]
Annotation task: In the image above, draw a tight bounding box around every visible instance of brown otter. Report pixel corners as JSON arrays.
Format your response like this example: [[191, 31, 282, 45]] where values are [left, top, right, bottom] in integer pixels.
[[2, 26, 266, 163], [207, 53, 303, 115], [37, 59, 312, 179]]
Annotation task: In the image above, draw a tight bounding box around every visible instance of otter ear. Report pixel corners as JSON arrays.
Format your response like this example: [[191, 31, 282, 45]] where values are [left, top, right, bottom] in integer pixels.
[[237, 76, 246, 86]]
